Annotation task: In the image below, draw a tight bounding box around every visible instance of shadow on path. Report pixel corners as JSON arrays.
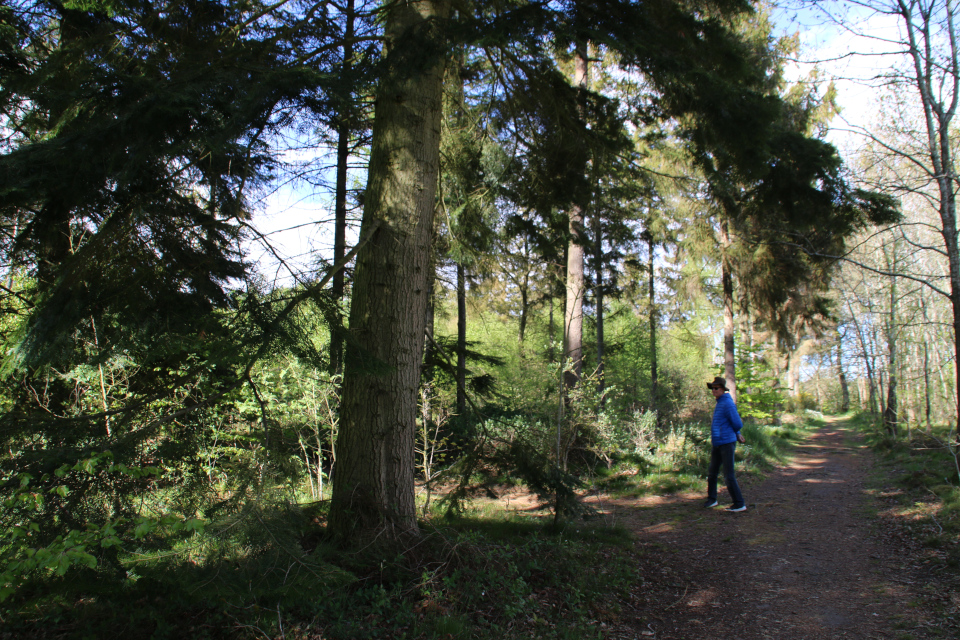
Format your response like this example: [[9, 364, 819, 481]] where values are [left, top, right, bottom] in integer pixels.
[[604, 418, 931, 640]]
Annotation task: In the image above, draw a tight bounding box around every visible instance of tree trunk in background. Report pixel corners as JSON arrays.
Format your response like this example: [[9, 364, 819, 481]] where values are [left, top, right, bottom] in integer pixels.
[[329, 0, 449, 543], [518, 238, 531, 348], [935, 157, 960, 437], [931, 302, 954, 426], [548, 295, 555, 362], [924, 340, 932, 432], [594, 204, 605, 400], [922, 293, 932, 432], [877, 366, 886, 414], [837, 336, 850, 413], [457, 262, 466, 416], [814, 366, 822, 407], [719, 221, 736, 402], [422, 279, 436, 461], [771, 344, 784, 424], [563, 43, 589, 394], [895, 0, 960, 441], [848, 299, 878, 415], [784, 351, 795, 400], [329, 0, 357, 379], [648, 235, 658, 422], [739, 293, 753, 354], [883, 244, 899, 436], [425, 282, 436, 380]]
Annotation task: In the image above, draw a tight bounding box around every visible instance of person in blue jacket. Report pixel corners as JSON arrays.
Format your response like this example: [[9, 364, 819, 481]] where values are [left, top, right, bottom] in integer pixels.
[[704, 376, 747, 512]]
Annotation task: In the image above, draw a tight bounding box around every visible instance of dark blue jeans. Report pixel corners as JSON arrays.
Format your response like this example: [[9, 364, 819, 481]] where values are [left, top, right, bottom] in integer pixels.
[[707, 443, 744, 508]]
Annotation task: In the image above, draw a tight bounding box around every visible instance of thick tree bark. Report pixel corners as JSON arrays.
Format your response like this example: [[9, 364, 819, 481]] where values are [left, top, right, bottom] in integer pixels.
[[719, 221, 736, 402], [329, 0, 449, 543], [563, 45, 589, 394]]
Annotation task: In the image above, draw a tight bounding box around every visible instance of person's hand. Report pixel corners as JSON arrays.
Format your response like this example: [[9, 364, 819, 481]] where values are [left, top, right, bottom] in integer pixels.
[[736, 432, 746, 444]]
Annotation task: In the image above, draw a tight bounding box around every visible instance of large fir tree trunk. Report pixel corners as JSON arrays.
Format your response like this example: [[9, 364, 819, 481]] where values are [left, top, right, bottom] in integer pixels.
[[329, 0, 449, 543], [719, 221, 736, 402], [563, 44, 589, 393]]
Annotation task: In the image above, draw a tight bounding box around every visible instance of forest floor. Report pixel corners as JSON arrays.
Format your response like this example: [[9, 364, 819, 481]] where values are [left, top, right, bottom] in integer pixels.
[[500, 417, 959, 640]]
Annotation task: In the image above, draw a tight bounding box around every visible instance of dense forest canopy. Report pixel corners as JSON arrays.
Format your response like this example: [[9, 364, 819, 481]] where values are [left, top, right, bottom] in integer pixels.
[[2, 0, 956, 621]]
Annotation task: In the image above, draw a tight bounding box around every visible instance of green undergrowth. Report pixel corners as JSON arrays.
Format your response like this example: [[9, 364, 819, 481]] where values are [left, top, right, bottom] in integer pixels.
[[851, 412, 960, 560], [1, 419, 814, 638], [592, 418, 811, 499], [1, 506, 639, 640]]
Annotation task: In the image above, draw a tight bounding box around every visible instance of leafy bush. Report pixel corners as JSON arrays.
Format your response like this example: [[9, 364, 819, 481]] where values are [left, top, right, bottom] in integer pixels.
[[0, 453, 204, 602], [736, 351, 786, 423]]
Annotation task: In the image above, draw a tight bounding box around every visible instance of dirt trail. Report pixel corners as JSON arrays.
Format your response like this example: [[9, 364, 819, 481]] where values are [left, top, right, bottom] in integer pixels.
[[601, 419, 933, 640]]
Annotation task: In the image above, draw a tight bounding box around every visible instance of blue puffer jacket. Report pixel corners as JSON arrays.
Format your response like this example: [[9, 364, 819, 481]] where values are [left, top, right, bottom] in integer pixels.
[[711, 392, 743, 446]]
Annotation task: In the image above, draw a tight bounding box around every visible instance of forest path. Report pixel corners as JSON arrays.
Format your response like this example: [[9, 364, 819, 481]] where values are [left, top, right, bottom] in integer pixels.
[[600, 417, 931, 640]]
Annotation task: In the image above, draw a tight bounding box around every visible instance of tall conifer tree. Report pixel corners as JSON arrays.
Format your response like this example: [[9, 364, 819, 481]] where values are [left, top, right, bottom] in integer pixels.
[[330, 0, 895, 542]]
